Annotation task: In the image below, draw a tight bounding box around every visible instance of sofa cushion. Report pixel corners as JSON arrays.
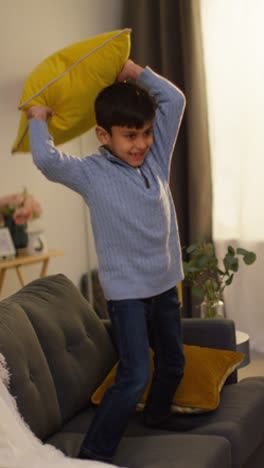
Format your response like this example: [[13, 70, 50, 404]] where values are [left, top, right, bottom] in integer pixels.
[[7, 274, 118, 426], [191, 378, 264, 468], [115, 434, 231, 468], [124, 378, 264, 468], [0, 301, 61, 439], [46, 406, 96, 456], [91, 345, 244, 413], [47, 411, 231, 468]]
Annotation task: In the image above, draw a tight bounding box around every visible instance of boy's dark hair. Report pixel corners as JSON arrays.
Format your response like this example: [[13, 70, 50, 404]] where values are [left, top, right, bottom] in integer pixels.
[[95, 81, 158, 134]]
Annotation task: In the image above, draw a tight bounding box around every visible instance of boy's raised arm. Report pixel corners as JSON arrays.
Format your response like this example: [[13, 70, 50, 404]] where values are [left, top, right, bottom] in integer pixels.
[[26, 107, 90, 196], [26, 105, 54, 121], [116, 59, 144, 82], [136, 66, 186, 178]]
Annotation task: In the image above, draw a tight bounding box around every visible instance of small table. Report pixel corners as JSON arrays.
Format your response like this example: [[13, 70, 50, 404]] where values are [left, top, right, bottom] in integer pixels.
[[236, 330, 250, 368], [0, 250, 64, 294]]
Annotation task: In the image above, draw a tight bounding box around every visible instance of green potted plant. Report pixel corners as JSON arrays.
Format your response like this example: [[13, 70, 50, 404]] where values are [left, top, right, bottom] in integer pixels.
[[183, 238, 256, 318]]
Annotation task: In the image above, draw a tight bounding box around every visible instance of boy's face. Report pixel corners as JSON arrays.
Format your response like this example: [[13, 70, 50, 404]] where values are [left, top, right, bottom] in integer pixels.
[[96, 120, 154, 167]]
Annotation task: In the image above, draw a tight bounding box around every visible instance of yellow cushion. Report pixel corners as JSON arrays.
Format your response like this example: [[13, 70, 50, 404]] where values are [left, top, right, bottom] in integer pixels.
[[91, 345, 244, 414], [12, 29, 131, 154]]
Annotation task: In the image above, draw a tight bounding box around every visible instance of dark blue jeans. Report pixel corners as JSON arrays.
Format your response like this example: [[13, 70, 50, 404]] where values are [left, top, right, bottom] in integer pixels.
[[80, 286, 185, 461]]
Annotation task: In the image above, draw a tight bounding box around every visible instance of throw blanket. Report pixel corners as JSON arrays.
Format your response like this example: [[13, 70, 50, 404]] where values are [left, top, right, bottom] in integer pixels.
[[0, 353, 121, 468]]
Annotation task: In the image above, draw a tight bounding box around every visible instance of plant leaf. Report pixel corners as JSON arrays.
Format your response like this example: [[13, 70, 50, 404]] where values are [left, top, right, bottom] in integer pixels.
[[228, 245, 235, 255], [183, 262, 200, 275], [192, 285, 205, 299], [204, 243, 214, 257], [217, 267, 226, 276], [236, 248, 247, 255], [225, 274, 234, 286], [197, 255, 209, 268], [186, 243, 199, 254], [243, 252, 257, 265], [224, 254, 239, 272]]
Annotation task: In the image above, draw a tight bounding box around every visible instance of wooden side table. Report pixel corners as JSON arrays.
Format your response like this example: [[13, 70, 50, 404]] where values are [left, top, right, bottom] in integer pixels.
[[0, 250, 64, 294]]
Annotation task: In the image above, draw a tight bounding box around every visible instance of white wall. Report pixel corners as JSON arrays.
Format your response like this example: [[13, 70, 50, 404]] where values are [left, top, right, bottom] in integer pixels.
[[0, 0, 123, 298]]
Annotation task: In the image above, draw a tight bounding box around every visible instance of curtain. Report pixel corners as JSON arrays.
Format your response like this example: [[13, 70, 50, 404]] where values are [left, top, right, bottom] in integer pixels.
[[200, 0, 264, 352], [122, 0, 212, 316]]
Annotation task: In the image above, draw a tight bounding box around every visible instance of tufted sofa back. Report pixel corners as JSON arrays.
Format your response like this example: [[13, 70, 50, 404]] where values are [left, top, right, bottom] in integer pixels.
[[0, 274, 118, 440]]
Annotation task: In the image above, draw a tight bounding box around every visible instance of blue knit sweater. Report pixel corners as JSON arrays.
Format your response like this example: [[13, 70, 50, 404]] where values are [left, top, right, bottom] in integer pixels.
[[29, 67, 186, 300]]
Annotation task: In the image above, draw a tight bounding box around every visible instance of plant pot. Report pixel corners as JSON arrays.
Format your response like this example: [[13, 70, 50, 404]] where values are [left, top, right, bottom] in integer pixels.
[[200, 298, 225, 318], [4, 215, 28, 252]]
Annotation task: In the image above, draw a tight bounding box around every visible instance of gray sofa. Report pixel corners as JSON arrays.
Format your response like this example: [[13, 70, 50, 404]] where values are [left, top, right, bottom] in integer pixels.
[[0, 273, 264, 468]]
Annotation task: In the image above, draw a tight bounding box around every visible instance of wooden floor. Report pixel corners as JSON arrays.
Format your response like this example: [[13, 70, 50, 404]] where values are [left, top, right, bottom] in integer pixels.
[[238, 351, 264, 380]]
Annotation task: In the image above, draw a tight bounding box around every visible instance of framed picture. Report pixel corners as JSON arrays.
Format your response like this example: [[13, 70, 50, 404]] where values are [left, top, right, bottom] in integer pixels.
[[0, 227, 16, 260]]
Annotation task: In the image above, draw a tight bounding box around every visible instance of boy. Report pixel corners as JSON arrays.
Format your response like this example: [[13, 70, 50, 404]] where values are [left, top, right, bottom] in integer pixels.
[[26, 59, 186, 463]]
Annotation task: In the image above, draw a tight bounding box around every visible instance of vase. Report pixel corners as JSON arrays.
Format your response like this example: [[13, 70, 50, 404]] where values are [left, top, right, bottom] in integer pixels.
[[4, 216, 28, 252], [27, 229, 48, 256], [200, 298, 225, 318]]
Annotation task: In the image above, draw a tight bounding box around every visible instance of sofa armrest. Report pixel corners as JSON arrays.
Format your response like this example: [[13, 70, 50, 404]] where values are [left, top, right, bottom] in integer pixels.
[[182, 318, 238, 384], [182, 318, 237, 351]]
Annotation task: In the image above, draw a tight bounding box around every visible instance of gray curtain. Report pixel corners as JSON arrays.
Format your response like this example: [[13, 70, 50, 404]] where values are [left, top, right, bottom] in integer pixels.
[[122, 0, 212, 316]]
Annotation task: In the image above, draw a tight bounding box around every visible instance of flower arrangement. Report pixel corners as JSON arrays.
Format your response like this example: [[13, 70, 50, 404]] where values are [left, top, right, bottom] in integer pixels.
[[0, 189, 42, 226]]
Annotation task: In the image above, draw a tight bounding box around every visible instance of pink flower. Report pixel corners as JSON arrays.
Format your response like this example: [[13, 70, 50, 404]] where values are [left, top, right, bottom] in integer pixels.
[[0, 191, 42, 226]]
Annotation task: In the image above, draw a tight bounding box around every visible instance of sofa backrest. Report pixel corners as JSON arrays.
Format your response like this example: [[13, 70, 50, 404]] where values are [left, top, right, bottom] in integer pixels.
[[0, 274, 118, 440], [0, 299, 62, 439]]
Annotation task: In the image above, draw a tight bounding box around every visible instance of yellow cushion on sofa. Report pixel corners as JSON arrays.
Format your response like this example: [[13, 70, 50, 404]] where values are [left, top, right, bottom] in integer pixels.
[[12, 28, 131, 154], [91, 345, 244, 414]]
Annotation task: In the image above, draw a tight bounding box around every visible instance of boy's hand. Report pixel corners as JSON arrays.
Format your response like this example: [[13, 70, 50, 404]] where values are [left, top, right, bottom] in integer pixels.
[[26, 106, 54, 121], [116, 59, 144, 82]]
